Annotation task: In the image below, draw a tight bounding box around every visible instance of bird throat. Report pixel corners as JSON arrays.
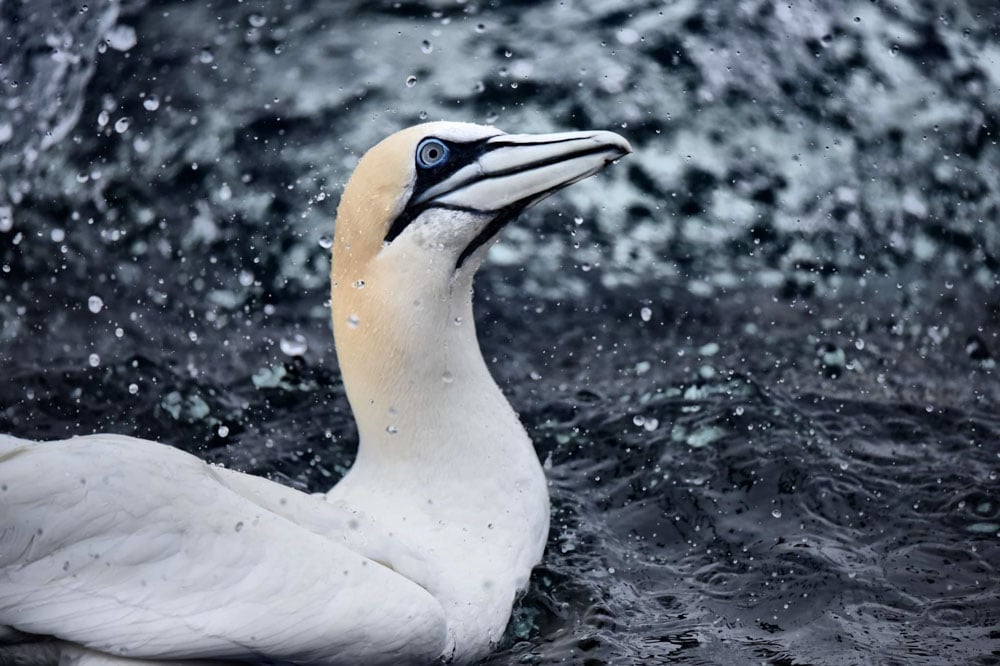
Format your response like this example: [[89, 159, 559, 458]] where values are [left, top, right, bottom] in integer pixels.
[[331, 267, 520, 471]]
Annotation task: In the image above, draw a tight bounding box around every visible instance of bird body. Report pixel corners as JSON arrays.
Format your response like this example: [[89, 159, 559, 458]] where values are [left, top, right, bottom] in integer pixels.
[[1, 434, 446, 664], [0, 122, 630, 664]]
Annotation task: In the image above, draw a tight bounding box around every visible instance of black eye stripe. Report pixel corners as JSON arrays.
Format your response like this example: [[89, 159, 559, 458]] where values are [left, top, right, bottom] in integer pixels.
[[384, 137, 495, 244], [411, 138, 492, 196], [383, 134, 600, 268]]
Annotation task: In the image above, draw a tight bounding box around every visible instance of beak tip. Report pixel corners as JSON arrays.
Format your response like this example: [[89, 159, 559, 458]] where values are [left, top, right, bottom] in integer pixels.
[[591, 130, 632, 159]]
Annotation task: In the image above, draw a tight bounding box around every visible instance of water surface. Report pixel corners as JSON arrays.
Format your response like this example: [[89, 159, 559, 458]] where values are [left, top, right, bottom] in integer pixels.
[[1, 0, 998, 663]]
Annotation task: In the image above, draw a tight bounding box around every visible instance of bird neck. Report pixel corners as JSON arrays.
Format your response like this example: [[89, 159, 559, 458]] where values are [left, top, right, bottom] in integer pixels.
[[330, 252, 532, 476]]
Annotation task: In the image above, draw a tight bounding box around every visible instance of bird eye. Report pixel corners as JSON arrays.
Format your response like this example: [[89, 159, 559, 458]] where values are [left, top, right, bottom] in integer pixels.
[[416, 138, 449, 168]]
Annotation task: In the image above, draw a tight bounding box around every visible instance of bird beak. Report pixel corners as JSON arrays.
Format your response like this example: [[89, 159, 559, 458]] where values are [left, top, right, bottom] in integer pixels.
[[414, 130, 632, 213]]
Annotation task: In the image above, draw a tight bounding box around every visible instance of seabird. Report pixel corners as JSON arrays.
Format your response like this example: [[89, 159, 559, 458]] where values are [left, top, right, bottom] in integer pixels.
[[0, 121, 631, 665]]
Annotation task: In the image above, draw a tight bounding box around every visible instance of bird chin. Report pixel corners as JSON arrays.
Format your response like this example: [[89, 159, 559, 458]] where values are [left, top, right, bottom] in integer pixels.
[[454, 205, 528, 271]]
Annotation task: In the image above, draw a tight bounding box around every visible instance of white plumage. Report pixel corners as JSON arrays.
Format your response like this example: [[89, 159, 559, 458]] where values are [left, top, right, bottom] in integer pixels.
[[2, 434, 445, 664], [0, 122, 630, 664]]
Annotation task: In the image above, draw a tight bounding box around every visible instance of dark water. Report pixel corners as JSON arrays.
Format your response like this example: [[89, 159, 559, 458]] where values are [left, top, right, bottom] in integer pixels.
[[2, 0, 999, 663]]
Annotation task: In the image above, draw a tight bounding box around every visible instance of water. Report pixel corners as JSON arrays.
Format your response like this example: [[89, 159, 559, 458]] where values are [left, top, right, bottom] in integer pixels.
[[1, 0, 999, 663]]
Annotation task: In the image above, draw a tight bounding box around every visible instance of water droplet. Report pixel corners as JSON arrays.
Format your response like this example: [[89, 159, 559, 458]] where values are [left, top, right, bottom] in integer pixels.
[[234, 521, 243, 532], [352, 279, 365, 289], [217, 425, 229, 437], [199, 49, 214, 64], [405, 75, 417, 88], [0, 206, 11, 233], [640, 307, 652, 322], [114, 117, 130, 134], [347, 314, 360, 329], [854, 339, 865, 350], [699, 342, 720, 356], [475, 23, 486, 33], [442, 370, 454, 384], [279, 334, 308, 356], [143, 95, 160, 111], [318, 235, 333, 249], [88, 353, 100, 367], [105, 25, 137, 52], [248, 14, 267, 27], [734, 406, 745, 416], [97, 110, 109, 127], [890, 44, 900, 56], [633, 415, 646, 427], [421, 40, 433, 54], [238, 270, 254, 287], [771, 508, 782, 519], [128, 383, 138, 395], [573, 216, 584, 226], [453, 317, 463, 326], [643, 417, 659, 432], [88, 295, 104, 313], [386, 425, 399, 435]]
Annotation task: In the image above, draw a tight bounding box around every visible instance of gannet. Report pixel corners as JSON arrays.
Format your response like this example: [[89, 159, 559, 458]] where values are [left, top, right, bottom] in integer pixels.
[[0, 121, 630, 665]]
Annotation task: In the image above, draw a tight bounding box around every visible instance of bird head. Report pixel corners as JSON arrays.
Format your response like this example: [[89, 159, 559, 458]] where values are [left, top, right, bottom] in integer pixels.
[[329, 121, 630, 446], [331, 121, 631, 292]]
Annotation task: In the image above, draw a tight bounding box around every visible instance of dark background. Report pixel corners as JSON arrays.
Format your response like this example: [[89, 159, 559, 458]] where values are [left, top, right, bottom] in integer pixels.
[[1, 0, 998, 663]]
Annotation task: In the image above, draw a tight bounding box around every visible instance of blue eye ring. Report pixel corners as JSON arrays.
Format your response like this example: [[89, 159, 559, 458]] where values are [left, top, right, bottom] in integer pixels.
[[416, 138, 449, 168]]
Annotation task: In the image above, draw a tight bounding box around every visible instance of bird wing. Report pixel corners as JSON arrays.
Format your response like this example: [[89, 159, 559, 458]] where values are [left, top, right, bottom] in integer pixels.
[[0, 435, 446, 665]]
